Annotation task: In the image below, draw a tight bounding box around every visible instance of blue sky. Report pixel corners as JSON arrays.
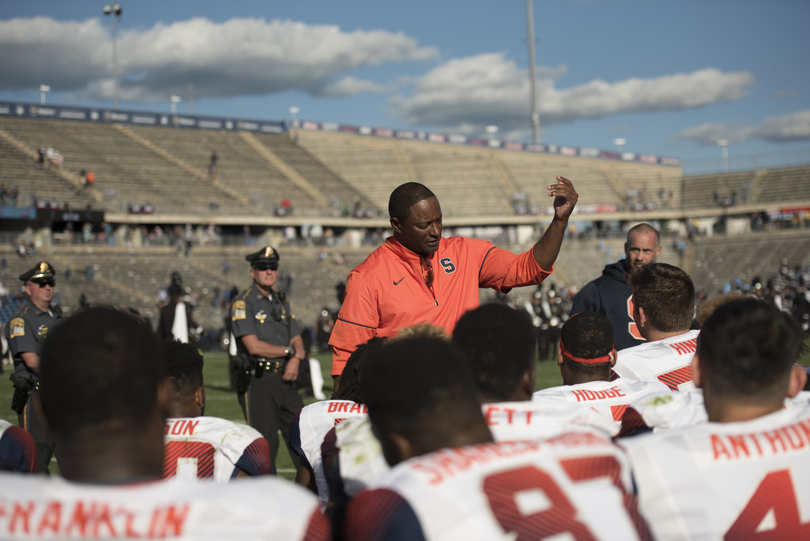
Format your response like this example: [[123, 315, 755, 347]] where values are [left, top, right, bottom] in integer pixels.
[[1, 0, 808, 167]]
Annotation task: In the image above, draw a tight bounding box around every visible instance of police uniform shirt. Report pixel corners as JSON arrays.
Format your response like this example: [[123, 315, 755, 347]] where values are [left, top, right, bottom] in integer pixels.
[[8, 299, 61, 379], [231, 286, 300, 355]]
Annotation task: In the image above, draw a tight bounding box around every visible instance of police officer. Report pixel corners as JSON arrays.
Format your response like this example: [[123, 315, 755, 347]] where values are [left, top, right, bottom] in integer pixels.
[[231, 246, 305, 473], [7, 261, 62, 473]]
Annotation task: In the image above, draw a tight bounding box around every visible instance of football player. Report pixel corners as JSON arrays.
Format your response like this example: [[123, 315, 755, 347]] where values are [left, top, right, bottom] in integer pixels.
[[161, 340, 272, 482]]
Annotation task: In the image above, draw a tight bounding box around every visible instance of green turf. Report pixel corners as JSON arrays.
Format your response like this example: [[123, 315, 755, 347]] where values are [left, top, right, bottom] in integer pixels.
[[2, 336, 809, 479]]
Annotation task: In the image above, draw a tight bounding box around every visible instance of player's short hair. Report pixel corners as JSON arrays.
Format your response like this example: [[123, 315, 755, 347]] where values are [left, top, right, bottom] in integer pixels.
[[627, 223, 660, 246], [629, 263, 694, 332], [360, 337, 481, 447], [394, 322, 450, 342], [162, 340, 204, 403], [560, 311, 614, 377], [452, 303, 536, 401], [39, 307, 163, 439], [388, 182, 436, 222], [698, 299, 801, 403], [695, 292, 747, 327], [335, 336, 388, 402]]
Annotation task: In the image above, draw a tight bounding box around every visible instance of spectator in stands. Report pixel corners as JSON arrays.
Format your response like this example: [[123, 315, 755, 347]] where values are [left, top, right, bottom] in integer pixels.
[[37, 147, 45, 166], [0, 184, 6, 206], [613, 263, 698, 392], [329, 178, 578, 387], [8, 184, 18, 207], [571, 223, 662, 350]]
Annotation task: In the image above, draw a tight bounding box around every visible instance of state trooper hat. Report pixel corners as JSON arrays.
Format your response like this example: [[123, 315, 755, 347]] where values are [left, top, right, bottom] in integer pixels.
[[246, 246, 280, 270], [19, 261, 56, 283]]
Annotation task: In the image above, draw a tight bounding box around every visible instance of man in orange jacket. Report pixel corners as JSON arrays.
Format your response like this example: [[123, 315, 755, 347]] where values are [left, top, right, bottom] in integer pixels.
[[329, 176, 578, 389]]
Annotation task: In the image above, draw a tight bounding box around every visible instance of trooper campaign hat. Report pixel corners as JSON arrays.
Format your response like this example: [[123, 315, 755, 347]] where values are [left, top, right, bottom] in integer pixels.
[[19, 261, 56, 283], [245, 246, 280, 270]]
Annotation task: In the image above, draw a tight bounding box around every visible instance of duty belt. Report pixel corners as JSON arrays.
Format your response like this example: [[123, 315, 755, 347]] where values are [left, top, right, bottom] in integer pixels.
[[256, 358, 285, 376]]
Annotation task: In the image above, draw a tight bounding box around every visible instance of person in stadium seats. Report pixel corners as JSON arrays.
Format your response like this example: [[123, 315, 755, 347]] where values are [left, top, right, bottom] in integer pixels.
[[231, 246, 306, 474], [571, 223, 662, 350], [0, 419, 37, 473], [157, 280, 201, 344], [613, 263, 698, 391], [161, 340, 271, 482], [343, 337, 652, 541], [6, 261, 61, 473], [621, 299, 810, 540], [453, 303, 617, 440], [532, 310, 671, 433], [329, 177, 579, 389], [289, 337, 386, 507], [0, 307, 330, 541]]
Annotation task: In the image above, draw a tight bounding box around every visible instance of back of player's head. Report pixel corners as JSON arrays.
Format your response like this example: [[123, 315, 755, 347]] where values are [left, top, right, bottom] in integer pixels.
[[39, 307, 163, 439], [627, 223, 660, 245], [629, 263, 694, 332], [452, 303, 536, 401], [560, 311, 615, 377], [360, 337, 480, 445], [334, 336, 388, 402], [698, 299, 801, 402], [388, 182, 436, 221], [162, 340, 204, 404]]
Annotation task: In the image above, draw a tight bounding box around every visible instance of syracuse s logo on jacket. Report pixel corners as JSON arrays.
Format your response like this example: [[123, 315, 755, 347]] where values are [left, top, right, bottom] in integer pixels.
[[440, 258, 456, 274]]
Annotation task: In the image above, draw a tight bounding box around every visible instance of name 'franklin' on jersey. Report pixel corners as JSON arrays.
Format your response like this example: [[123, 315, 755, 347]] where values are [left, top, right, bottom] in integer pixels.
[[345, 431, 651, 541], [621, 402, 810, 541], [163, 416, 271, 482], [0, 473, 330, 540]]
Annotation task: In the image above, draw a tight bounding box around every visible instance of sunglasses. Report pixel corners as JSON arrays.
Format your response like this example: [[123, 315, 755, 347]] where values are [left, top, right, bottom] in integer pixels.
[[32, 280, 55, 288], [252, 263, 278, 271]]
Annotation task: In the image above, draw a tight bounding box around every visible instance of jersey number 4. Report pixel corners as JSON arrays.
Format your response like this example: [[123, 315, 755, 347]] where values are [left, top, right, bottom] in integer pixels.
[[163, 441, 216, 480], [725, 469, 810, 539]]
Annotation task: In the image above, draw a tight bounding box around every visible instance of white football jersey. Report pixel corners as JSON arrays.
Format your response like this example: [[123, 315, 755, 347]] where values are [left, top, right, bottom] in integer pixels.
[[483, 399, 618, 440], [345, 433, 652, 541], [622, 403, 810, 541], [290, 399, 368, 505], [623, 389, 810, 436], [163, 416, 270, 482], [614, 330, 700, 391], [532, 379, 672, 434], [0, 473, 330, 540], [335, 416, 390, 498]]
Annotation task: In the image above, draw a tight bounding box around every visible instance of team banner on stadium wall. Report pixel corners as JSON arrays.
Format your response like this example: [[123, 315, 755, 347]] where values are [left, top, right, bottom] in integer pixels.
[[292, 120, 681, 167], [0, 102, 285, 134]]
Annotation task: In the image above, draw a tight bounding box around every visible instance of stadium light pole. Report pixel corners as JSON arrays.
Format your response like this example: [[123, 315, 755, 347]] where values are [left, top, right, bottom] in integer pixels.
[[39, 84, 51, 105], [486, 125, 499, 139], [288, 106, 300, 127], [614, 138, 626, 153], [170, 95, 182, 116], [718, 139, 729, 172], [103, 3, 123, 109], [525, 0, 540, 144]]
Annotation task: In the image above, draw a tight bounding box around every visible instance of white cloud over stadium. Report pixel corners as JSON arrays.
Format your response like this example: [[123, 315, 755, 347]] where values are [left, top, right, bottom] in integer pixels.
[[0, 16, 438, 101], [675, 110, 810, 145], [388, 52, 755, 133]]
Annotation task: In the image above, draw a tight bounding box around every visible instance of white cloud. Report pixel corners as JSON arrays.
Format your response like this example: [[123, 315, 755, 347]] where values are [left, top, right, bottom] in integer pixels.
[[388, 52, 754, 132], [310, 76, 400, 98], [675, 110, 810, 145], [0, 16, 438, 101]]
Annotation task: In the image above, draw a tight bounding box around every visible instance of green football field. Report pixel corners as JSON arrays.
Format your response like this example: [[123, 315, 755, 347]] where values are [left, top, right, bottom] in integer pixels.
[[2, 340, 809, 480]]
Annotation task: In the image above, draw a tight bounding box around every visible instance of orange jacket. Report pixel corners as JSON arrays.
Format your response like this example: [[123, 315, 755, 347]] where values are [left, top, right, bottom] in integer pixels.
[[329, 236, 552, 375]]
